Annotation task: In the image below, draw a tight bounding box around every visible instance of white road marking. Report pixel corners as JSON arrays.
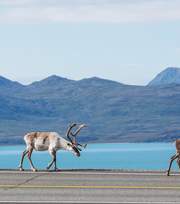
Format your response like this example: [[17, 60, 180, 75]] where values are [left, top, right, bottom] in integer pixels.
[[0, 201, 179, 204], [0, 170, 177, 176]]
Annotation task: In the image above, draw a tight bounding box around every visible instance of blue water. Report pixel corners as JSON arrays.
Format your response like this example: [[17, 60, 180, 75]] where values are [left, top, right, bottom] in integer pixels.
[[0, 143, 178, 171]]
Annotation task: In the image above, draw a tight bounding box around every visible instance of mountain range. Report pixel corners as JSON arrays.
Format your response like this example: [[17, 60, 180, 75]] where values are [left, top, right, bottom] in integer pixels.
[[0, 67, 180, 144]]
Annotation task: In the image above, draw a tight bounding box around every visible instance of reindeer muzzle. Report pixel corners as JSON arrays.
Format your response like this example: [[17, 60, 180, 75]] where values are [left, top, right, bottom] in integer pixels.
[[72, 146, 80, 157]]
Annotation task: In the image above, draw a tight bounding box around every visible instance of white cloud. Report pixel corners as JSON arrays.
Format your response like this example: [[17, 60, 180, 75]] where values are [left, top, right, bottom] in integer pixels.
[[0, 0, 180, 24]]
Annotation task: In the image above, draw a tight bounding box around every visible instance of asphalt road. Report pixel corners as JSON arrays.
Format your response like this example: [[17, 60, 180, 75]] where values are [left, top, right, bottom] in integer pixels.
[[0, 170, 180, 203]]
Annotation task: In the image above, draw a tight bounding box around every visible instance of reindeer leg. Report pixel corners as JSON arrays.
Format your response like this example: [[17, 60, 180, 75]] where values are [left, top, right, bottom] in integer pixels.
[[54, 151, 58, 171], [27, 148, 37, 172], [177, 156, 180, 169], [47, 149, 56, 170], [167, 154, 179, 176], [19, 149, 28, 171]]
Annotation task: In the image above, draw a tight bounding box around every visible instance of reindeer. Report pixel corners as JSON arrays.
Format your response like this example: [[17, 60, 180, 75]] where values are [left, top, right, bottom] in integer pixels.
[[167, 139, 180, 176], [19, 123, 87, 172]]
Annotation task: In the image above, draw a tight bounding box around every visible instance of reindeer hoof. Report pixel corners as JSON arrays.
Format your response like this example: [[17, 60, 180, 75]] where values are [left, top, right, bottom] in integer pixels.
[[19, 167, 24, 171], [32, 168, 37, 172]]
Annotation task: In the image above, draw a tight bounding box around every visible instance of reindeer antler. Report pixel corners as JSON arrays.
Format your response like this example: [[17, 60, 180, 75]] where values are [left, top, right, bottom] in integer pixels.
[[70, 124, 87, 137], [66, 123, 87, 148], [66, 123, 77, 143], [71, 124, 87, 148]]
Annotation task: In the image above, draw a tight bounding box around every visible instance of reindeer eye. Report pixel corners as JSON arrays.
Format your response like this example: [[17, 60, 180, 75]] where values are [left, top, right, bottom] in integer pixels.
[[67, 143, 71, 146]]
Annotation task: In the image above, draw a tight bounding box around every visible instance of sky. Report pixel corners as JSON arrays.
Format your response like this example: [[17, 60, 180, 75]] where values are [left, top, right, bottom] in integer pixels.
[[0, 0, 180, 85]]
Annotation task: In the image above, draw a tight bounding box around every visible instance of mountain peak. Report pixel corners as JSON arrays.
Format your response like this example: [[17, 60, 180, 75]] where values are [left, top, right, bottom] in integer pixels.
[[148, 67, 180, 86], [165, 67, 180, 72], [41, 75, 71, 82], [78, 76, 124, 86], [29, 75, 74, 88], [0, 75, 23, 88], [45, 75, 67, 80]]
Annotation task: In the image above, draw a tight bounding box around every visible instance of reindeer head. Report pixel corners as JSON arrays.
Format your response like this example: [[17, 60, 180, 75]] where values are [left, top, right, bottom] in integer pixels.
[[66, 123, 87, 157]]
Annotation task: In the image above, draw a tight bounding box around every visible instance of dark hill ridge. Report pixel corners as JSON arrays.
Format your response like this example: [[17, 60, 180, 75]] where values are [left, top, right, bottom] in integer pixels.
[[0, 68, 180, 144]]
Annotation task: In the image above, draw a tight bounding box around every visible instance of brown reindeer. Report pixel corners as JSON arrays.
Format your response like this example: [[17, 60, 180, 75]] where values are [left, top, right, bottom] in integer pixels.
[[167, 139, 180, 176], [19, 123, 87, 172]]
